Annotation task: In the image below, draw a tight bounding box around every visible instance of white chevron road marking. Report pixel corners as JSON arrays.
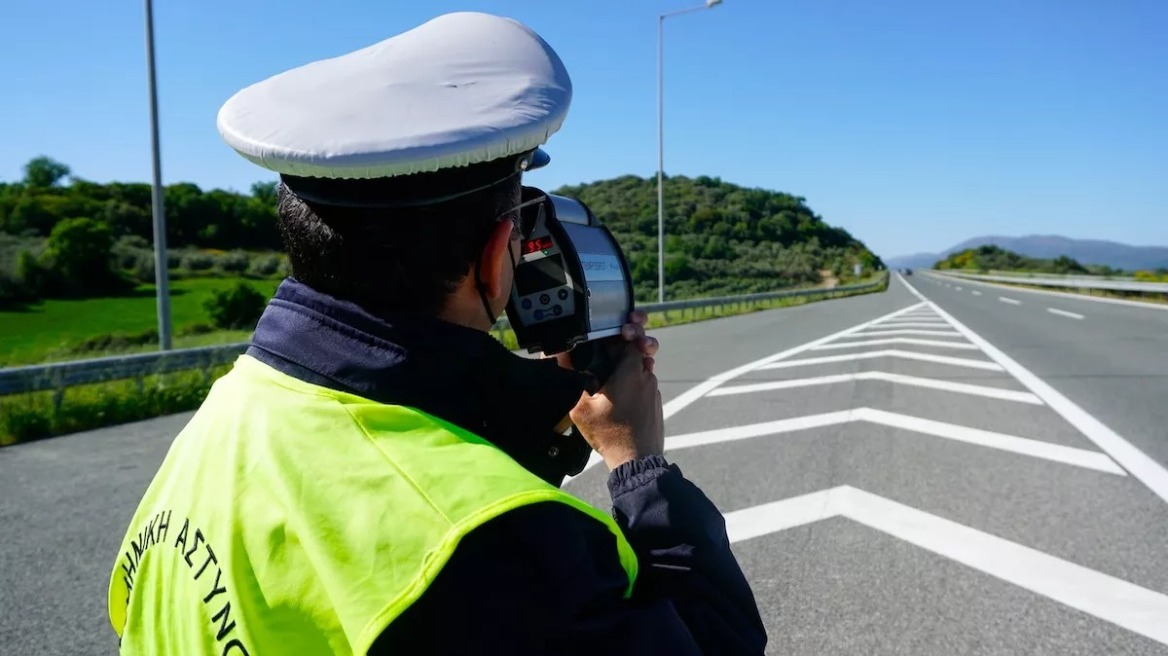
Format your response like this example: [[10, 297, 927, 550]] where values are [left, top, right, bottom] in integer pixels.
[[760, 350, 1003, 372], [811, 337, 979, 351], [725, 486, 1168, 647], [665, 408, 1122, 474], [708, 371, 1042, 404]]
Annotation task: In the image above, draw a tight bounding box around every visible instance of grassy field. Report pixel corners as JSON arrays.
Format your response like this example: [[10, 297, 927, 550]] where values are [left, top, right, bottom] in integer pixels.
[[0, 278, 280, 366]]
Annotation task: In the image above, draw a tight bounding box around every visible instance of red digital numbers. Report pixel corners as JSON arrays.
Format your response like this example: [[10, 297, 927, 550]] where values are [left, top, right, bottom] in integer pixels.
[[522, 236, 553, 255]]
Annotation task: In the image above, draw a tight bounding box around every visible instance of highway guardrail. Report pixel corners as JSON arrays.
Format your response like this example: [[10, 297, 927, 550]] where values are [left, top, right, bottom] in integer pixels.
[[932, 270, 1168, 293], [0, 275, 887, 399]]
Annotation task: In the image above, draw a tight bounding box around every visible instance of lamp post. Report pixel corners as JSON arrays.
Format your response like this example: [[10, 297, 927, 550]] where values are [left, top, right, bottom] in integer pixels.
[[144, 0, 172, 350], [658, 0, 722, 303]]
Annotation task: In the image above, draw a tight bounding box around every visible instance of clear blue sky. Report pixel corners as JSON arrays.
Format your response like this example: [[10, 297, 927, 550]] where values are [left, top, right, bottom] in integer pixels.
[[2, 0, 1165, 257]]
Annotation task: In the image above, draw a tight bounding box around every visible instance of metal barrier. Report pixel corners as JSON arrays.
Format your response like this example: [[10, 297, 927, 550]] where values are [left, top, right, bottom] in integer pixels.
[[932, 270, 1168, 293], [0, 275, 886, 398]]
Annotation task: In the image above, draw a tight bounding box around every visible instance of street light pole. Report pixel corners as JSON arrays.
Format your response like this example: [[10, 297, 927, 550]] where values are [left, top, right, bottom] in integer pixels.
[[144, 0, 172, 350], [657, 0, 722, 304]]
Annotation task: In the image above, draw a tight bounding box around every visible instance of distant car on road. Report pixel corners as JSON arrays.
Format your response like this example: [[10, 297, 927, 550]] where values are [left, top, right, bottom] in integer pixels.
[[903, 268, 914, 276]]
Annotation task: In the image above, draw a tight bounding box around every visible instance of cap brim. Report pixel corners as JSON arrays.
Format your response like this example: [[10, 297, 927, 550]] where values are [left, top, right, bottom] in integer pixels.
[[528, 148, 551, 171]]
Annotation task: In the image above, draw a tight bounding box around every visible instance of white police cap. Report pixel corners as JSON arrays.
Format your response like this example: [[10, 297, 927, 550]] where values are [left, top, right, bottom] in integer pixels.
[[216, 12, 570, 207]]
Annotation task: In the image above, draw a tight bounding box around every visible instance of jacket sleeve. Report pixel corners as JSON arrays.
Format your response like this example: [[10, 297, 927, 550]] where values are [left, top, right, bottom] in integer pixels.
[[370, 455, 767, 655]]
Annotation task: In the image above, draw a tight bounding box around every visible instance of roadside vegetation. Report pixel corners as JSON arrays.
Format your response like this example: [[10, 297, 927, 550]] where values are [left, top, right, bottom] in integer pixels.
[[1, 155, 888, 445], [2, 274, 887, 446]]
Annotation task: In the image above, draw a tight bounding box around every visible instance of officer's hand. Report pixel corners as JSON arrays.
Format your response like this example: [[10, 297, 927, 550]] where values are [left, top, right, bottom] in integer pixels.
[[568, 340, 664, 471]]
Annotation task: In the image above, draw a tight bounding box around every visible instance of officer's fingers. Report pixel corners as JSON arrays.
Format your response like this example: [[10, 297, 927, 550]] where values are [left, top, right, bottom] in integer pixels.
[[621, 322, 645, 342], [643, 356, 655, 373], [608, 342, 649, 382], [637, 335, 659, 357], [628, 310, 648, 326]]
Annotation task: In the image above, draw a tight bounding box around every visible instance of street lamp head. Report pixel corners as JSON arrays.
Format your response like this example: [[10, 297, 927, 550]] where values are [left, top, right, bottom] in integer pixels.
[[706, 0, 722, 7]]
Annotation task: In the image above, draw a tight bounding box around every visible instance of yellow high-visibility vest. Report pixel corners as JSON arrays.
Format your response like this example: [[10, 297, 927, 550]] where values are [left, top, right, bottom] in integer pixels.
[[108, 354, 638, 655]]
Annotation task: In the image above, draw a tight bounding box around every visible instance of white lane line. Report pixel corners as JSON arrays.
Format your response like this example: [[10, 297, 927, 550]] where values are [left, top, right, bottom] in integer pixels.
[[999, 297, 1022, 305], [972, 290, 983, 296], [566, 301, 929, 482], [901, 275, 1168, 506], [760, 349, 1003, 372], [955, 286, 963, 291], [667, 409, 1123, 473], [727, 486, 1168, 646], [708, 371, 1044, 404], [1048, 308, 1085, 320], [812, 337, 978, 351], [838, 329, 963, 338]]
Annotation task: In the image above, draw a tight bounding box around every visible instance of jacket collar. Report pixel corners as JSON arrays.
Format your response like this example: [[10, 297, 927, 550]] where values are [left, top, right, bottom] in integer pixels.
[[246, 278, 593, 486]]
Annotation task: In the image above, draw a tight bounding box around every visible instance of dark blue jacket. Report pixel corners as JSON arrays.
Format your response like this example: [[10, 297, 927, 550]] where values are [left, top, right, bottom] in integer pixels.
[[247, 280, 767, 655]]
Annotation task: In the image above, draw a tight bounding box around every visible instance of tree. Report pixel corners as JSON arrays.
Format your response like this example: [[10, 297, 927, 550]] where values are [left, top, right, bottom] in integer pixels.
[[23, 156, 71, 189], [250, 180, 277, 205], [41, 217, 125, 295]]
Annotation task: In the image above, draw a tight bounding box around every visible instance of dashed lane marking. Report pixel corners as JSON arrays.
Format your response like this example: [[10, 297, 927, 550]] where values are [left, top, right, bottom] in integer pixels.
[[901, 274, 1168, 506], [1048, 308, 1085, 320]]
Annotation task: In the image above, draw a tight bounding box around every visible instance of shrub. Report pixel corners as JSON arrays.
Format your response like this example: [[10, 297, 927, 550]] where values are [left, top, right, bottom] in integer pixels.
[[247, 253, 282, 278], [182, 251, 216, 273], [218, 250, 250, 274], [204, 281, 267, 330], [131, 252, 156, 284]]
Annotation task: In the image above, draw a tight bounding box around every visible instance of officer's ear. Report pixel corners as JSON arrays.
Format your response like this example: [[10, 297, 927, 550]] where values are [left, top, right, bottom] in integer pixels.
[[478, 219, 516, 301]]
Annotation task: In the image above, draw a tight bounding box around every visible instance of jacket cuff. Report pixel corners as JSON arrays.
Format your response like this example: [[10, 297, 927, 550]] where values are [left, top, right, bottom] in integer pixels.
[[607, 454, 674, 498]]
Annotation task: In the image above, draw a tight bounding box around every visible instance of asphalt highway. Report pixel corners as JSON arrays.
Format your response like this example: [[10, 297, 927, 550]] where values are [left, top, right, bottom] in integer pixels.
[[2, 275, 1167, 654]]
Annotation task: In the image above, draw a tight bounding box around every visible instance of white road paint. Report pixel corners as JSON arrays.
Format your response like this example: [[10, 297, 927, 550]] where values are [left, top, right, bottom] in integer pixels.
[[708, 371, 1043, 404], [811, 337, 978, 351], [928, 272, 1168, 312], [660, 301, 925, 421], [760, 349, 1003, 372], [955, 286, 963, 291], [999, 297, 1022, 305], [666, 409, 1122, 474], [840, 329, 962, 338], [859, 322, 953, 329], [725, 486, 1168, 646], [566, 301, 929, 482], [972, 290, 983, 296], [900, 275, 1168, 506], [1048, 308, 1085, 320]]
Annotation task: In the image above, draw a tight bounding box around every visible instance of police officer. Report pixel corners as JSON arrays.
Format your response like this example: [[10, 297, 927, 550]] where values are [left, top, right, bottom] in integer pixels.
[[108, 11, 765, 655]]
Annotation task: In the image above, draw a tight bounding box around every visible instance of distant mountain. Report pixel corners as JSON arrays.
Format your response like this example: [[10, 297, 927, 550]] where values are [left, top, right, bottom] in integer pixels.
[[887, 235, 1168, 271], [884, 252, 943, 270]]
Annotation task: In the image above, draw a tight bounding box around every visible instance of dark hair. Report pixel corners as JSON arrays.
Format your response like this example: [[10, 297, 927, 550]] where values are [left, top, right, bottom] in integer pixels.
[[276, 175, 520, 315]]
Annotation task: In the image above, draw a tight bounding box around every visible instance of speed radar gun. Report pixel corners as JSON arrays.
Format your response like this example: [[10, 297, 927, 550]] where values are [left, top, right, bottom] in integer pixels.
[[506, 186, 634, 387]]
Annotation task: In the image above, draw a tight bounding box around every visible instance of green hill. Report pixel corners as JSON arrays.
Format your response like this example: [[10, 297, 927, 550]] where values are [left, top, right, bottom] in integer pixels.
[[934, 244, 1092, 274], [1, 157, 881, 306], [554, 174, 882, 300]]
